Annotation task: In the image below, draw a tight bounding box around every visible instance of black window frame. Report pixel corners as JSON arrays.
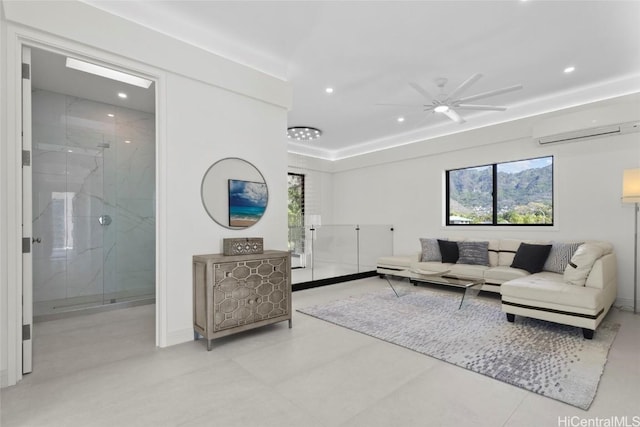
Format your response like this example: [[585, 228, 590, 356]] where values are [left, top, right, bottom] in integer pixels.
[[445, 156, 554, 226]]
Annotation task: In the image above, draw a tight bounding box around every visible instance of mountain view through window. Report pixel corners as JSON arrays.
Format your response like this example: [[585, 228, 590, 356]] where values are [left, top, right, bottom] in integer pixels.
[[447, 156, 553, 225]]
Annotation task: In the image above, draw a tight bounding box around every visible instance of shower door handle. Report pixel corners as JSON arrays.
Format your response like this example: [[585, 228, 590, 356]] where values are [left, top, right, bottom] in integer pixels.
[[98, 215, 112, 226], [32, 237, 42, 244]]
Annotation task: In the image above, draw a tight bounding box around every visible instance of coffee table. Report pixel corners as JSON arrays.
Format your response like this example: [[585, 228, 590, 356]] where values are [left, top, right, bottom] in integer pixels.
[[385, 269, 484, 309]]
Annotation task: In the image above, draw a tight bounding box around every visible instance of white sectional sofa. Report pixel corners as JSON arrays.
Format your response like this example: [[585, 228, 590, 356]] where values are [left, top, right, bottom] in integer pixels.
[[377, 238, 617, 339]]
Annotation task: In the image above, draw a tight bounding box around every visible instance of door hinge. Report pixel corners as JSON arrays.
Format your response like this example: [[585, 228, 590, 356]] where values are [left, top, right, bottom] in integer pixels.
[[22, 150, 31, 167], [22, 237, 31, 254], [22, 63, 30, 80], [22, 324, 31, 341]]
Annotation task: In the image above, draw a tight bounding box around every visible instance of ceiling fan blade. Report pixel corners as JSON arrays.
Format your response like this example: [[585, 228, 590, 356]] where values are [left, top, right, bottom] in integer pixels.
[[375, 103, 427, 107], [442, 109, 465, 124], [447, 73, 482, 101], [456, 84, 523, 104], [409, 82, 434, 101], [455, 104, 507, 111]]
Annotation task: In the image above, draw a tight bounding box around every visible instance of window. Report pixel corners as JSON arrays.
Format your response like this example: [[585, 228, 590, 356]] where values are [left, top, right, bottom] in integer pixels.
[[288, 173, 305, 267], [51, 191, 75, 258], [446, 156, 553, 226]]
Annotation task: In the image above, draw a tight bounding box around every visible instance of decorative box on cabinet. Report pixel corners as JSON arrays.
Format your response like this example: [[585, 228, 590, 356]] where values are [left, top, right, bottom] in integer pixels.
[[192, 250, 292, 350]]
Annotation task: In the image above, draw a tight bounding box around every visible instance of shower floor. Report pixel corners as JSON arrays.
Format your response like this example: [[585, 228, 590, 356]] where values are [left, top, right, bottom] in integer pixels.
[[34, 289, 155, 321]]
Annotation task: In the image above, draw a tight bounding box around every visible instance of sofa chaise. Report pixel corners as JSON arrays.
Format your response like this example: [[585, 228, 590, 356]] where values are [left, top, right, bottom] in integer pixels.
[[377, 238, 617, 339]]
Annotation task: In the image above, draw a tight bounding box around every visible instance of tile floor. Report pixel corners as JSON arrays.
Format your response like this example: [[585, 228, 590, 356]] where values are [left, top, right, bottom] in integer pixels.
[[1, 277, 639, 427]]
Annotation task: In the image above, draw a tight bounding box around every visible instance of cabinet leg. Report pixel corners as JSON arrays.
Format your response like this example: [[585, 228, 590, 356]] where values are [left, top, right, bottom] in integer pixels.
[[288, 319, 292, 329], [207, 339, 213, 351], [194, 331, 200, 341]]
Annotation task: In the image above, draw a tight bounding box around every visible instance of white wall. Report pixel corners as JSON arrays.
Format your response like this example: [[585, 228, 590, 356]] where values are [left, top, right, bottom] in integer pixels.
[[1, 1, 290, 387], [163, 72, 288, 345], [330, 95, 640, 310]]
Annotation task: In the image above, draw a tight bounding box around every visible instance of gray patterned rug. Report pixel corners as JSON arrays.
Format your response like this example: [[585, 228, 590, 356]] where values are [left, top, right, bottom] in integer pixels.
[[297, 289, 619, 409]]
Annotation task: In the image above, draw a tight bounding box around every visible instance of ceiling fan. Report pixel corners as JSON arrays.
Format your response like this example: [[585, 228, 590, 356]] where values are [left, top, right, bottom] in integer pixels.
[[383, 73, 523, 124]]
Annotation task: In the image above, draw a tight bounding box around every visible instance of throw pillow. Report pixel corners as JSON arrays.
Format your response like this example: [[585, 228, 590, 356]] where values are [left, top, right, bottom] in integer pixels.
[[564, 243, 605, 286], [498, 239, 522, 266], [543, 241, 583, 274], [457, 241, 489, 266], [419, 238, 444, 262], [510, 243, 552, 274], [438, 239, 459, 263]]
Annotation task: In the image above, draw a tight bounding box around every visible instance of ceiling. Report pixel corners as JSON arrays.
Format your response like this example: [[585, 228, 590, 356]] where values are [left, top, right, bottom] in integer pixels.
[[64, 1, 640, 160], [31, 48, 155, 114]]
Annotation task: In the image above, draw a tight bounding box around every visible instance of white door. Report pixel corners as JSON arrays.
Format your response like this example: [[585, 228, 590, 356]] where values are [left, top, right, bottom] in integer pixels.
[[22, 45, 33, 374]]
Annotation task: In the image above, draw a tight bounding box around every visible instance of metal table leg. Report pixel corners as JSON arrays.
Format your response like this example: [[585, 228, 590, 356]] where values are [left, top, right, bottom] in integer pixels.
[[384, 276, 400, 297]]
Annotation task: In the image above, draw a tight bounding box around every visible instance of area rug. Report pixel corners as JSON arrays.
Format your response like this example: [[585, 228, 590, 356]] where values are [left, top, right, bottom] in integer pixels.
[[297, 289, 620, 410]]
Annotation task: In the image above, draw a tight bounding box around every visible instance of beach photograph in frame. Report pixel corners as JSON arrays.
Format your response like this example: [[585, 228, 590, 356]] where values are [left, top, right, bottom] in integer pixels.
[[228, 179, 268, 227]]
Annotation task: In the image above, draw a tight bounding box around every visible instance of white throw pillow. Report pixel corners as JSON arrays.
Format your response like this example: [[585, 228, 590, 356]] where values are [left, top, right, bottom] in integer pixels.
[[563, 243, 605, 286]]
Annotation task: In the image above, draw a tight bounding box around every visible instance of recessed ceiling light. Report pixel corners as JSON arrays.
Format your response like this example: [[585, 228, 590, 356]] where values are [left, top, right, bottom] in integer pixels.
[[66, 57, 153, 88], [118, 92, 128, 99], [397, 117, 405, 123], [564, 66, 575, 74], [107, 113, 115, 117], [124, 140, 131, 144], [434, 105, 450, 113], [287, 127, 322, 141], [325, 87, 334, 94]]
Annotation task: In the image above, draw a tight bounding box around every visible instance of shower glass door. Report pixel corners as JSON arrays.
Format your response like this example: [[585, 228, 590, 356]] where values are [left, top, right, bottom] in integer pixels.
[[32, 89, 155, 318], [101, 106, 156, 305]]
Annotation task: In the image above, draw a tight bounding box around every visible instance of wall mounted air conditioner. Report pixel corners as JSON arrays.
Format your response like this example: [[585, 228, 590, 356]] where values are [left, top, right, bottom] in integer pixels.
[[533, 103, 640, 145]]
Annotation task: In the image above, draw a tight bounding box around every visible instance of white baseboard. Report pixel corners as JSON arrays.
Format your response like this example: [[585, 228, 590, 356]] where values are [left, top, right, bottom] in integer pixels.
[[614, 297, 637, 313]]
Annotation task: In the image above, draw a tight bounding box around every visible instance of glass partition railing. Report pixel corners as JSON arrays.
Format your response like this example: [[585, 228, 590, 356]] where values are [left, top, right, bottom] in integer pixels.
[[290, 224, 393, 285], [288, 225, 306, 269]]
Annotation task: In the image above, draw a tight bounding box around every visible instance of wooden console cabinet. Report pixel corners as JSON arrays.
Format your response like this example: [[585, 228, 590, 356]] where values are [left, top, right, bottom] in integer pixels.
[[192, 250, 292, 350]]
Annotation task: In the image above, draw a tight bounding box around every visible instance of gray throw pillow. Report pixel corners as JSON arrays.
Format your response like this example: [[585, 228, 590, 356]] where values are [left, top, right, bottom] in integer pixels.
[[543, 242, 583, 274], [419, 238, 443, 262], [457, 241, 490, 266]]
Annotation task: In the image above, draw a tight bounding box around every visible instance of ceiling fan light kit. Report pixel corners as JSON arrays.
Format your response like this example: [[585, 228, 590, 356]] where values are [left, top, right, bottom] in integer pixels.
[[408, 73, 523, 124]]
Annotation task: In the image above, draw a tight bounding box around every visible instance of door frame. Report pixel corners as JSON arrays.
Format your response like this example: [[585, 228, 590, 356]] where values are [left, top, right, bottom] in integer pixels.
[[21, 44, 33, 374], [3, 25, 167, 386]]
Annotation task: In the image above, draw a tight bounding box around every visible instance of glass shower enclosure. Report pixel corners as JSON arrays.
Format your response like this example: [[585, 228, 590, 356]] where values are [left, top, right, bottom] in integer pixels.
[[31, 90, 155, 319]]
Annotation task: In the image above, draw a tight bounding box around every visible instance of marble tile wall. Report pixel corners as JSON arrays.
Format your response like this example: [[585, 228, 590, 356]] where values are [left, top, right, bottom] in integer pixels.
[[32, 89, 155, 313]]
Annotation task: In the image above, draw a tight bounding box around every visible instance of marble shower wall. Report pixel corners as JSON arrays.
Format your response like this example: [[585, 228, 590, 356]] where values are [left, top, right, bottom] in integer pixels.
[[32, 89, 155, 312]]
